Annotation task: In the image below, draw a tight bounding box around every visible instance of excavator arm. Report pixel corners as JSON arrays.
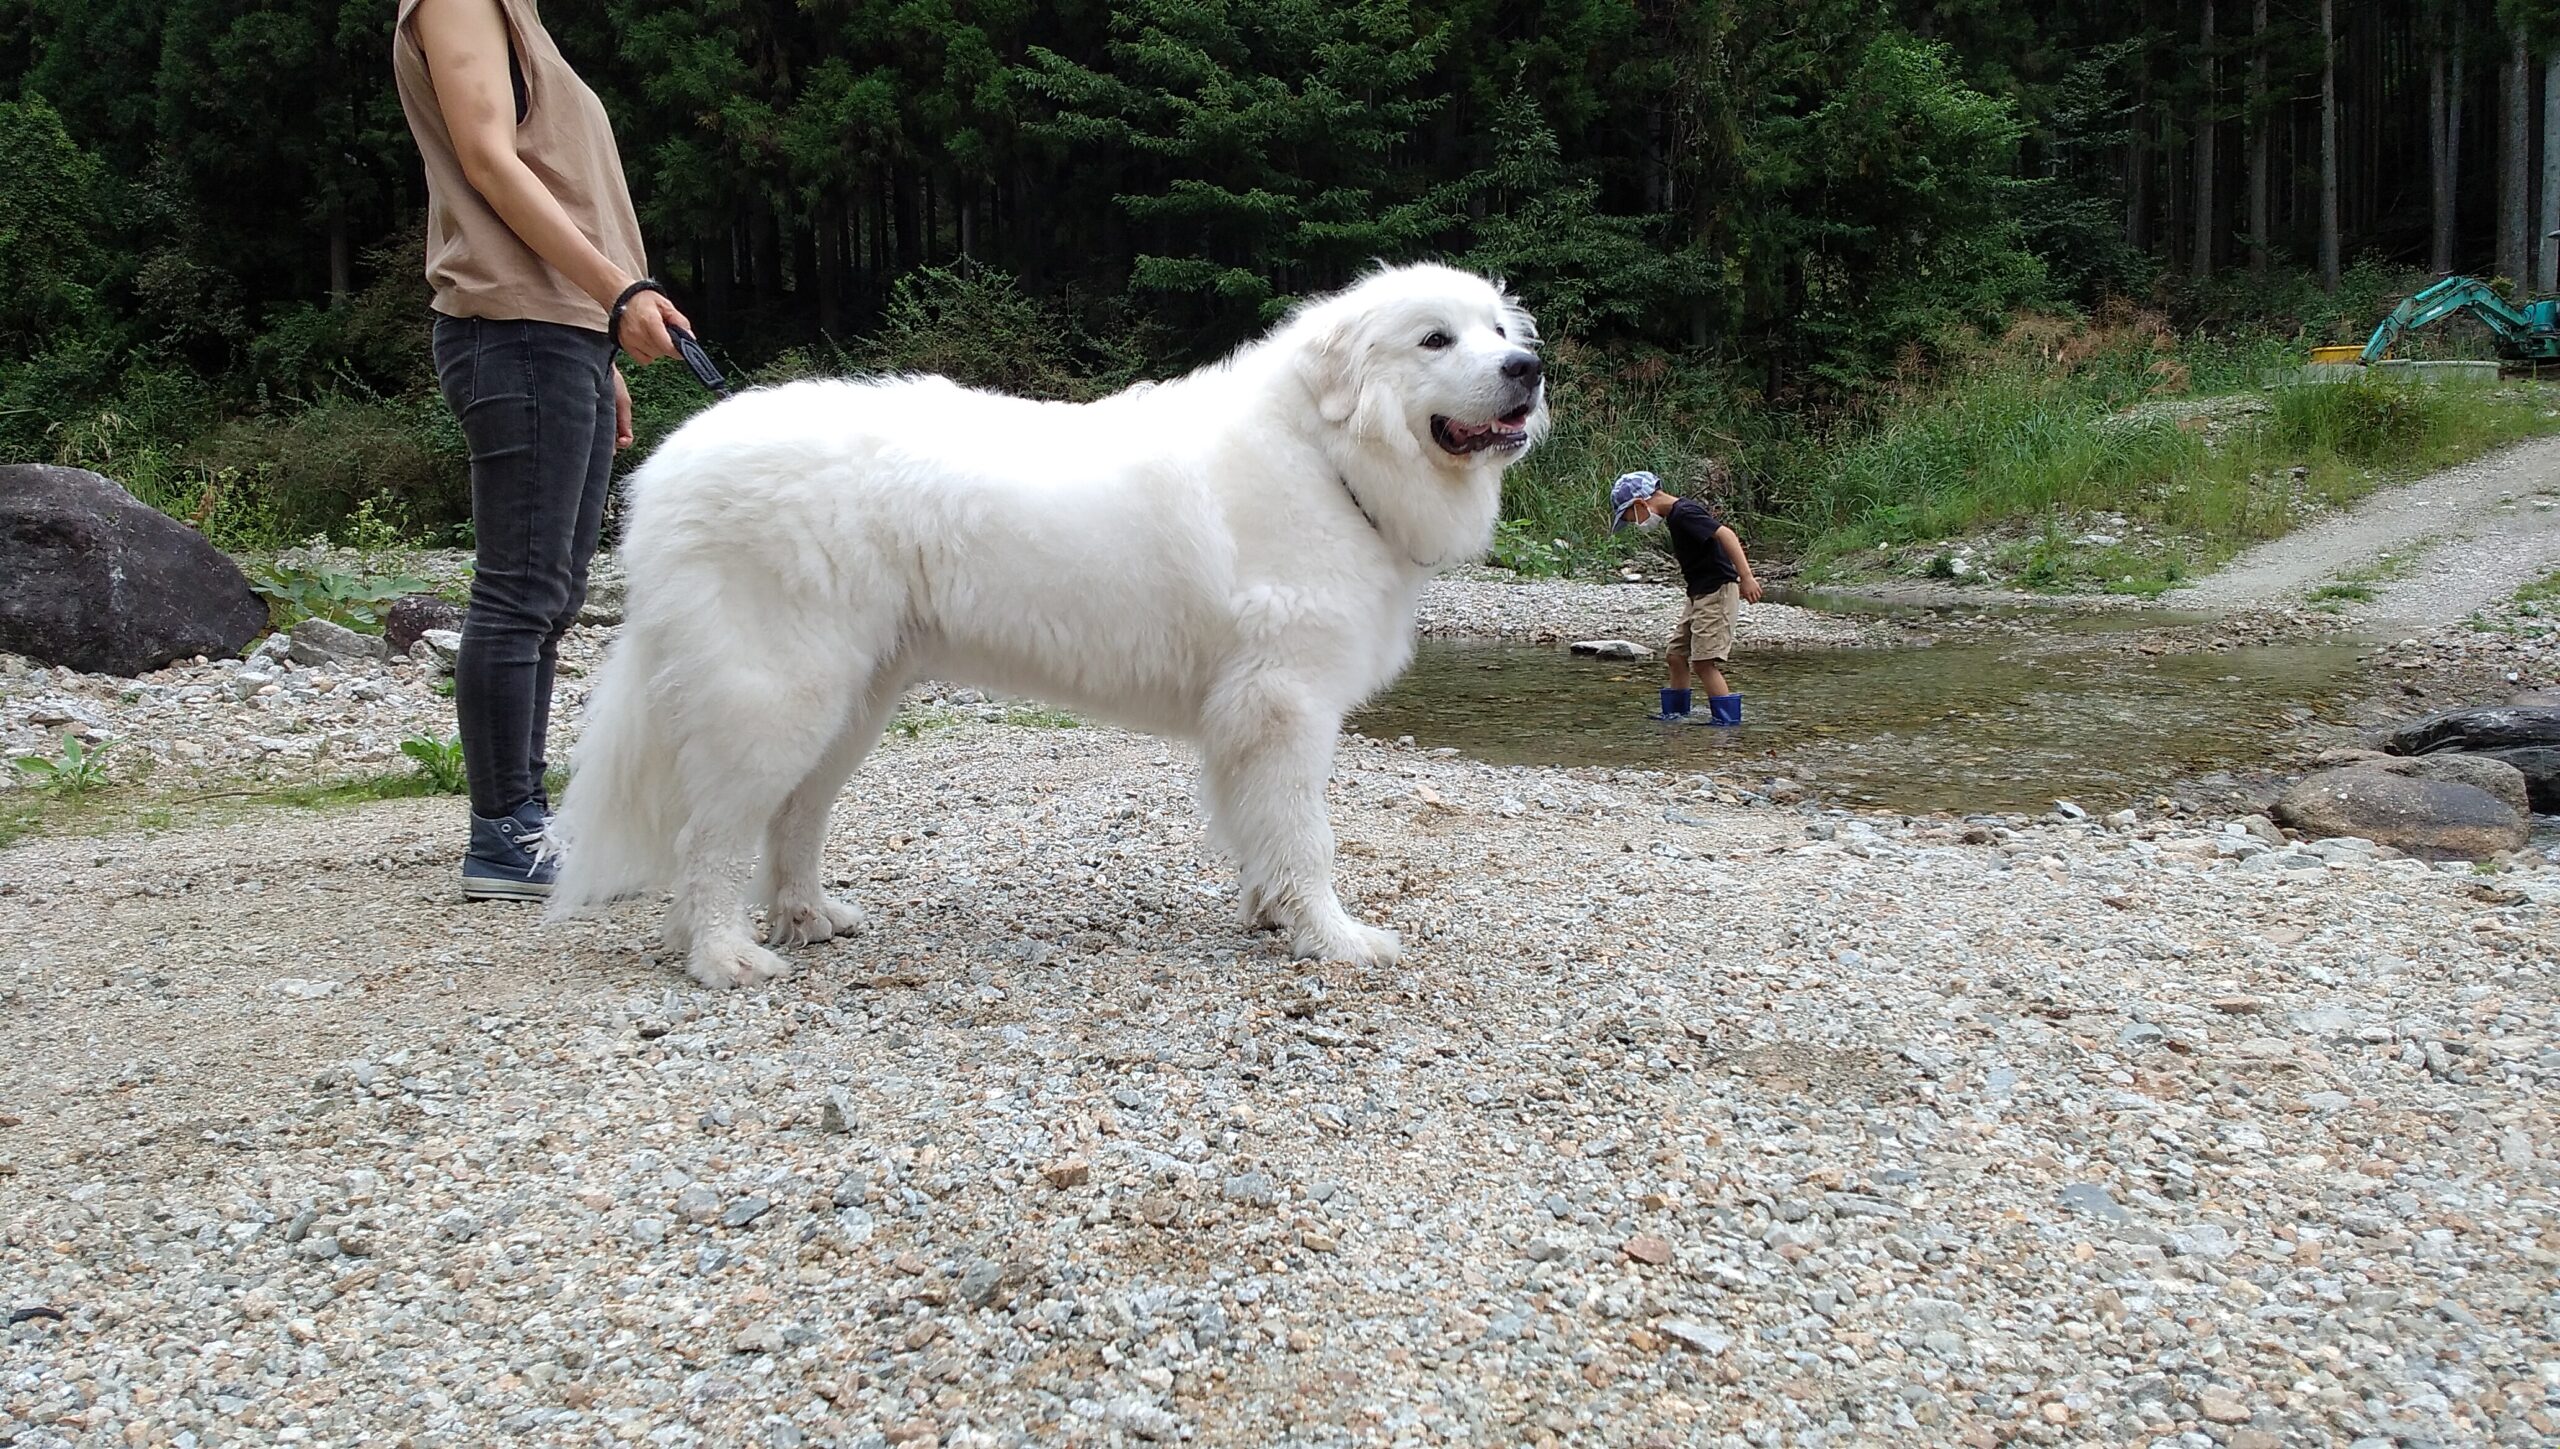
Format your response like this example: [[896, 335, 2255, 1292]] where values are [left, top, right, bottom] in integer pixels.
[[2361, 277, 2540, 364]]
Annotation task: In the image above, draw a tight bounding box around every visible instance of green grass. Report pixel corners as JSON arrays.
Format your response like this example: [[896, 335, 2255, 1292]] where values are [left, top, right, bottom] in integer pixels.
[[999, 704, 1084, 729], [1785, 370, 2560, 593], [2517, 569, 2560, 604]]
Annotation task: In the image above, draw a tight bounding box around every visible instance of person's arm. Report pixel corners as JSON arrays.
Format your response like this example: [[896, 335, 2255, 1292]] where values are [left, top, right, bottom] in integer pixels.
[[409, 0, 688, 364], [1715, 525, 1762, 603]]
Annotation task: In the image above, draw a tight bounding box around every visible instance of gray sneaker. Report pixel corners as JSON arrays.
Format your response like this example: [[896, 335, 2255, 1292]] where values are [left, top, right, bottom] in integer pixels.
[[462, 802, 556, 902]]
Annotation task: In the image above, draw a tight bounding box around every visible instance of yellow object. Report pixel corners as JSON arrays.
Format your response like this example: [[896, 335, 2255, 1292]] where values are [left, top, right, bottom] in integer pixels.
[[2308, 344, 2365, 364]]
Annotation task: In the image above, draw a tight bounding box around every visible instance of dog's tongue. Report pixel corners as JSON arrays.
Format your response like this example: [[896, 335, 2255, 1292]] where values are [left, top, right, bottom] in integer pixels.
[[1446, 419, 1490, 442]]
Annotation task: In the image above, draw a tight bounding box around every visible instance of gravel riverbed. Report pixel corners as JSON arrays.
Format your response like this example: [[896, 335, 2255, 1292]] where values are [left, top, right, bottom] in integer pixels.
[[3, 573, 2557, 1448]]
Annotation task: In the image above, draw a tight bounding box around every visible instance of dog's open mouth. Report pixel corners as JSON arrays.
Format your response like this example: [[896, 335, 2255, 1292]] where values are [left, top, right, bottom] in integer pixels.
[[1432, 408, 1534, 456]]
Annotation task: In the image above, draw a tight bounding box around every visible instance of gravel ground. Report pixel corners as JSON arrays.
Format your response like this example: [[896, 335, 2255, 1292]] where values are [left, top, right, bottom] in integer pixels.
[[6, 720, 2560, 1449]]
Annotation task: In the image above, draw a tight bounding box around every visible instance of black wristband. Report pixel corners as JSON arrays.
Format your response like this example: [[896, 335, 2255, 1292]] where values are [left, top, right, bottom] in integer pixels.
[[608, 278, 667, 352]]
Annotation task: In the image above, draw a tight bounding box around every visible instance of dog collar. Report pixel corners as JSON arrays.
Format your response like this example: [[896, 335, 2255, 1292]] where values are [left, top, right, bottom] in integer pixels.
[[1337, 474, 1447, 571]]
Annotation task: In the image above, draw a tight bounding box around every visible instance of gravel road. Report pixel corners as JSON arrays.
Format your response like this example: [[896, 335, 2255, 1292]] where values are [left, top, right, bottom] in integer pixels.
[[2165, 434, 2560, 623], [5, 716, 2558, 1448]]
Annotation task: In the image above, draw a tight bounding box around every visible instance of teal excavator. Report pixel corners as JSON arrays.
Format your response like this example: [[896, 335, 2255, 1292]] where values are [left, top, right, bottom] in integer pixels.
[[2360, 269, 2560, 366]]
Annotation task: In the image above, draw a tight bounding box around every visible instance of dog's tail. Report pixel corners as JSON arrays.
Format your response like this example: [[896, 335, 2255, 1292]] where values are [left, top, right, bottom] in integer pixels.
[[545, 626, 684, 918]]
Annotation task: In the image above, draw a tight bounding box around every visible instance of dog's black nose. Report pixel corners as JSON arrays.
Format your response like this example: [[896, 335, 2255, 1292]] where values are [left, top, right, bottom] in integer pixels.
[[1500, 351, 1543, 384]]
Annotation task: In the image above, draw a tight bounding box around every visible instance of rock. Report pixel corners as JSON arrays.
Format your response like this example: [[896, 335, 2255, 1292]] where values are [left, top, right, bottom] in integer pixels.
[[420, 629, 463, 670], [2382, 704, 2560, 755], [1041, 1159, 1090, 1189], [1568, 639, 1649, 659], [1105, 1396, 1181, 1442], [2197, 1389, 2251, 1425], [0, 463, 269, 676], [1657, 1318, 1731, 1354], [288, 617, 389, 667], [578, 571, 626, 627], [721, 1195, 773, 1229], [1220, 1171, 1276, 1207], [2273, 760, 2529, 859], [673, 1185, 721, 1223], [383, 594, 464, 656], [734, 1321, 787, 1354], [2056, 1183, 2129, 1224], [2475, 746, 2560, 812], [818, 1090, 854, 1135], [1622, 1234, 1673, 1265], [228, 670, 275, 701]]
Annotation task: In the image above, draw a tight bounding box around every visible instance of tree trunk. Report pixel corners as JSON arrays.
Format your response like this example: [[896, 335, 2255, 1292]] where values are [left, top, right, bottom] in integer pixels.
[[2194, 0, 2218, 278], [2451, 28, 2468, 271], [2542, 54, 2560, 291], [2432, 20, 2455, 274], [2319, 0, 2341, 291], [327, 207, 353, 309], [2502, 22, 2531, 288], [2127, 14, 2153, 254], [2249, 0, 2270, 275]]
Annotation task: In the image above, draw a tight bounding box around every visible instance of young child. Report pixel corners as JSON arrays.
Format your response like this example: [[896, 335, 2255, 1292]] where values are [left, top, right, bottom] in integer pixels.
[[1610, 468, 1763, 723]]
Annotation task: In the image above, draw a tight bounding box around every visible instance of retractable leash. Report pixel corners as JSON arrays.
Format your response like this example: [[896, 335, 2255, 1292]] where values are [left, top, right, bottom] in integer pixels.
[[610, 278, 734, 399]]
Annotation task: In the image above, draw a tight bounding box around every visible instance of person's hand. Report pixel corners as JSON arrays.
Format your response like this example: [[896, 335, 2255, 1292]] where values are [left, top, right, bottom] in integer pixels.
[[615, 287, 692, 366], [1741, 577, 1763, 604], [612, 365, 634, 451]]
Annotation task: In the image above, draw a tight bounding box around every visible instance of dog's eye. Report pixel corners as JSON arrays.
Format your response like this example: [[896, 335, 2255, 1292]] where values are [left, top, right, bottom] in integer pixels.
[[1494, 325, 1507, 339], [1419, 331, 1453, 350]]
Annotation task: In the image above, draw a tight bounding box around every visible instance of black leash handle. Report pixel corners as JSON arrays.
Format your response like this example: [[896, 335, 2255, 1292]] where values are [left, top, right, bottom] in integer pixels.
[[610, 278, 734, 400], [666, 323, 733, 400]]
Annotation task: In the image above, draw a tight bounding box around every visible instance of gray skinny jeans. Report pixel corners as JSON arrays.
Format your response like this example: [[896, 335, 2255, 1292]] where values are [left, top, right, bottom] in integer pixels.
[[431, 315, 616, 820]]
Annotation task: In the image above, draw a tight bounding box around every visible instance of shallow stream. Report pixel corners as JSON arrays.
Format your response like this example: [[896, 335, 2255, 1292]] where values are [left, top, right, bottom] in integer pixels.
[[1353, 603, 2370, 815]]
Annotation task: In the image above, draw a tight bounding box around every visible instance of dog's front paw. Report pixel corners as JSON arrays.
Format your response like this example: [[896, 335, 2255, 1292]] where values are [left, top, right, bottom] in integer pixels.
[[1292, 917, 1402, 968], [689, 938, 793, 990], [768, 890, 866, 948]]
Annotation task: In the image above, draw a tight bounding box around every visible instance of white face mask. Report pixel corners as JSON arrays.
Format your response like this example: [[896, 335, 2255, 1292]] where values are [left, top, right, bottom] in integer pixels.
[[1634, 513, 1665, 532]]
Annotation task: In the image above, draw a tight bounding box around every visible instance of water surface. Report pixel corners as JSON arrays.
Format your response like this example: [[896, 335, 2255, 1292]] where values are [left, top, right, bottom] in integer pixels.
[[1353, 630, 2368, 815]]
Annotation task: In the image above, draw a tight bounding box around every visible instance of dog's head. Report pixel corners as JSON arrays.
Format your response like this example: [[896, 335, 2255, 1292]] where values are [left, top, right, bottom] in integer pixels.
[[1291, 264, 1547, 473]]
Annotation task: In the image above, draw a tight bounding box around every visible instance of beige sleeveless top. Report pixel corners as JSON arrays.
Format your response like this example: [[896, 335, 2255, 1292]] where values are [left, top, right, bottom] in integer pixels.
[[392, 0, 648, 329]]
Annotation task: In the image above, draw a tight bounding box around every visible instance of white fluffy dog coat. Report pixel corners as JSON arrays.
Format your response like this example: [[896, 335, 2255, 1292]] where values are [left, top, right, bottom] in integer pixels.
[[548, 264, 1548, 988]]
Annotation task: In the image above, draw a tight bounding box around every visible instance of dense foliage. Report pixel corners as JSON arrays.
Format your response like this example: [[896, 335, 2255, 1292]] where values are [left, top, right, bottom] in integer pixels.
[[1, 0, 2551, 548]]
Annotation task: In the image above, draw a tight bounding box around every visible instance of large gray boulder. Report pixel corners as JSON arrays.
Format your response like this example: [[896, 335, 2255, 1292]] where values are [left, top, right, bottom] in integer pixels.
[[0, 464, 269, 676], [2274, 755, 2532, 859]]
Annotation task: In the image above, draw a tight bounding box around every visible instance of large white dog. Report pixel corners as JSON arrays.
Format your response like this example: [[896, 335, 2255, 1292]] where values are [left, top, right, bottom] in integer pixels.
[[548, 263, 1547, 988]]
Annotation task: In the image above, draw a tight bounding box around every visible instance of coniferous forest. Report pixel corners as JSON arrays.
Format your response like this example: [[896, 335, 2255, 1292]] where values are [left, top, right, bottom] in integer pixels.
[[5, 1, 2560, 551]]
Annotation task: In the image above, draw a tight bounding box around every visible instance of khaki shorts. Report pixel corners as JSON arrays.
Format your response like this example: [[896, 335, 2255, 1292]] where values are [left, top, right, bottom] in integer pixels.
[[1668, 583, 1740, 665]]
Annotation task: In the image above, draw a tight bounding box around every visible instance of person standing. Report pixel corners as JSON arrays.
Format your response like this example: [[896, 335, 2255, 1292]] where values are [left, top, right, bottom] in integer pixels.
[[393, 0, 692, 899], [1609, 468, 1763, 724]]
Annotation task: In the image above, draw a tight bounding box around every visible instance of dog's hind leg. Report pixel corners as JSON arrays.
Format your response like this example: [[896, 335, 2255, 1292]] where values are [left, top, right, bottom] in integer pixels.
[[761, 689, 896, 948], [661, 656, 866, 990], [1199, 680, 1400, 968]]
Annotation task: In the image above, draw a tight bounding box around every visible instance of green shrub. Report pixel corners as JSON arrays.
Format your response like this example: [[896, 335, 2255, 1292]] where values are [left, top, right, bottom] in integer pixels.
[[188, 393, 469, 544], [2271, 379, 2439, 460], [12, 734, 112, 795], [398, 734, 468, 794], [248, 561, 432, 634]]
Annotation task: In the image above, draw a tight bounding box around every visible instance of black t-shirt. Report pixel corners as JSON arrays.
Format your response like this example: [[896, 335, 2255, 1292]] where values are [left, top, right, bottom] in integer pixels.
[[1665, 497, 1737, 596]]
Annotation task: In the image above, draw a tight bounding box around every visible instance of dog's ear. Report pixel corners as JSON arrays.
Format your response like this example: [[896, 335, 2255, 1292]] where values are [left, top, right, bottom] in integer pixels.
[[1300, 313, 1365, 426]]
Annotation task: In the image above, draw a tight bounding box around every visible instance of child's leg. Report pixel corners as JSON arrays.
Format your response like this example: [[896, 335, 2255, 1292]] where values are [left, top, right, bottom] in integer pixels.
[[1698, 661, 1729, 696], [1667, 653, 1693, 689]]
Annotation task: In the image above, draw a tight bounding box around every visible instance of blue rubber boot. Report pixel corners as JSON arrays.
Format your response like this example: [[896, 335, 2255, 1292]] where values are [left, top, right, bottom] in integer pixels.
[[1706, 693, 1743, 727], [1650, 688, 1692, 721]]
